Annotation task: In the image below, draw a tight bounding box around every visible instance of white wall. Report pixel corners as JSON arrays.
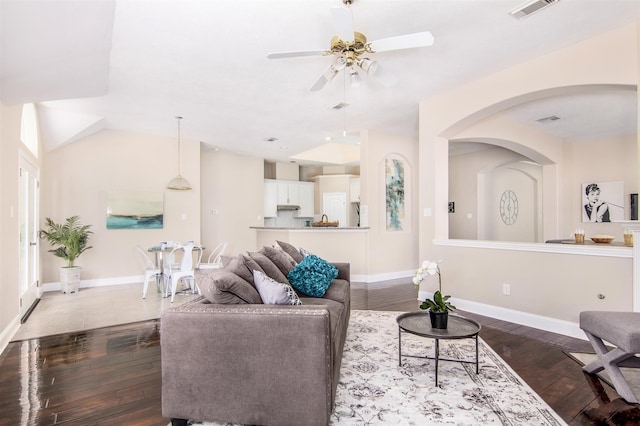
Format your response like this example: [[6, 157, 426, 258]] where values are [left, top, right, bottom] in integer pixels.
[[0, 102, 22, 350], [361, 130, 418, 277], [566, 134, 638, 238], [200, 149, 263, 258], [39, 129, 201, 283], [418, 21, 639, 327]]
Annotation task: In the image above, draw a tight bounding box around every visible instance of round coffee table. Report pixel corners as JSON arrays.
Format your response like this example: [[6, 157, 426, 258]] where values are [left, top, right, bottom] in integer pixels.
[[396, 311, 481, 386]]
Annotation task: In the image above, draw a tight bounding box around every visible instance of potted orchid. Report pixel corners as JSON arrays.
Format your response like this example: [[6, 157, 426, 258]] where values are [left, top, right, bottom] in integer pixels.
[[413, 260, 456, 329]]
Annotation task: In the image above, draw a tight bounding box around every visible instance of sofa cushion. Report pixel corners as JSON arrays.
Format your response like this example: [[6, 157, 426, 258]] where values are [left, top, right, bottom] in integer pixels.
[[197, 269, 263, 304], [225, 254, 256, 286], [253, 270, 302, 305], [260, 246, 297, 276], [287, 254, 338, 298], [276, 240, 304, 263], [248, 251, 290, 283]]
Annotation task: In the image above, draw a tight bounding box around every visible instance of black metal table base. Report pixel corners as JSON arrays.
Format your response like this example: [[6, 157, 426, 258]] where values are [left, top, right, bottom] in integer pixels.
[[398, 328, 479, 386]]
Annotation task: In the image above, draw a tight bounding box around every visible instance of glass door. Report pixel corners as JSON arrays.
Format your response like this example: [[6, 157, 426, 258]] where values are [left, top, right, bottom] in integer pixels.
[[19, 154, 39, 320]]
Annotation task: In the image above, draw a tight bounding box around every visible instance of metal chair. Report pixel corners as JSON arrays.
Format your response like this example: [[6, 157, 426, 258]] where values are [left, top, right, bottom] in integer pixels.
[[167, 242, 203, 302], [197, 242, 227, 270], [136, 245, 163, 299]]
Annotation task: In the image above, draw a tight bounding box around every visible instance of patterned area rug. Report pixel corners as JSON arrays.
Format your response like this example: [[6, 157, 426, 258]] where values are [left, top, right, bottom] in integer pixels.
[[180, 310, 567, 425]]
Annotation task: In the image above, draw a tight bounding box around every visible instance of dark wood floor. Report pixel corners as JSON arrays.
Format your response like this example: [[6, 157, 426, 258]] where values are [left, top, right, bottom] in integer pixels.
[[1, 282, 639, 425]]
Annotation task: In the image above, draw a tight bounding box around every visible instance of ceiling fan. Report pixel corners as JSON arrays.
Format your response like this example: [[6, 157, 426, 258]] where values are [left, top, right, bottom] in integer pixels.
[[267, 0, 435, 91]]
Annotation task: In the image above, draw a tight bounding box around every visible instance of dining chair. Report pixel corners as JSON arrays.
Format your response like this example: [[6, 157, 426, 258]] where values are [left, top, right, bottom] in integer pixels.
[[136, 245, 163, 299], [167, 242, 203, 302], [197, 241, 228, 269]]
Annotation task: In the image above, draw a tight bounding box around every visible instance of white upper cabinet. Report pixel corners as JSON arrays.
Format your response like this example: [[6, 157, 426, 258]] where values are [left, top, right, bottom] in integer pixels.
[[350, 177, 360, 203], [264, 179, 315, 218], [264, 179, 278, 217], [297, 182, 315, 217], [277, 182, 299, 205]]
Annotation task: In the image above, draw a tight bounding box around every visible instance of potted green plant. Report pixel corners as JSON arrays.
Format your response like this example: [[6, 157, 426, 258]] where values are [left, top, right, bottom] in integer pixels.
[[413, 260, 456, 329], [39, 216, 93, 293]]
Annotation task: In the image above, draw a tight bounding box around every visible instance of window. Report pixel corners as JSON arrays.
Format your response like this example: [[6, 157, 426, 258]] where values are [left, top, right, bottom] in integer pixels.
[[20, 103, 39, 157]]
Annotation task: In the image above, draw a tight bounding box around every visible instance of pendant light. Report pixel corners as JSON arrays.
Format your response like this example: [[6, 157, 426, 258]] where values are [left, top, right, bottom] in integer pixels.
[[167, 116, 192, 190]]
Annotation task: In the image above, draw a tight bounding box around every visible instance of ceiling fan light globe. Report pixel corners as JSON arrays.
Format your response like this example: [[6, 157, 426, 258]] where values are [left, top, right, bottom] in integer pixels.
[[359, 58, 378, 75], [350, 69, 362, 87]]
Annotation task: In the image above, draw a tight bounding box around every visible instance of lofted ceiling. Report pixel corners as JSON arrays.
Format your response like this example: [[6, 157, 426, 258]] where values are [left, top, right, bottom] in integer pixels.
[[1, 0, 638, 164]]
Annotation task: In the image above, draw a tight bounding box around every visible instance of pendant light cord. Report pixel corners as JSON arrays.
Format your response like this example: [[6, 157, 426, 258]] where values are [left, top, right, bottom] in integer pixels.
[[343, 70, 347, 137], [175, 116, 183, 175]]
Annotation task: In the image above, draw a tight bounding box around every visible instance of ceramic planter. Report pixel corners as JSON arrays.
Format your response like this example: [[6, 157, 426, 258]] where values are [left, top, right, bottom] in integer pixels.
[[59, 266, 82, 294]]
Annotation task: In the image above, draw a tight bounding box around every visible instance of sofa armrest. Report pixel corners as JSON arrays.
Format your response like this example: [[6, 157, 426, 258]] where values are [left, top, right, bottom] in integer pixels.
[[332, 262, 350, 283], [161, 303, 334, 426]]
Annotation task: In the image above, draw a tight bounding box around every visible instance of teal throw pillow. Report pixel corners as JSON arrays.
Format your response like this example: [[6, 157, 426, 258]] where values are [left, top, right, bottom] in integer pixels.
[[287, 254, 338, 298]]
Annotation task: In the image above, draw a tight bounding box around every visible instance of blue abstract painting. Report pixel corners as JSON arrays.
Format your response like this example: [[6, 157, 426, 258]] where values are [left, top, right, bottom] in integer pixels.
[[106, 191, 164, 229], [385, 158, 405, 231]]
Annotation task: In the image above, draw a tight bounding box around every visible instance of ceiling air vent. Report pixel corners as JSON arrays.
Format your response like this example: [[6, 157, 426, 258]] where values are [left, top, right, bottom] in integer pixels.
[[536, 115, 560, 123], [509, 0, 559, 20], [329, 102, 349, 110]]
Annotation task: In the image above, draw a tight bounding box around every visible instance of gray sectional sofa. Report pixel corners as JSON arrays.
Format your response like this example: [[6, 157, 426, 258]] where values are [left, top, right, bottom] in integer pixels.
[[161, 242, 351, 426]]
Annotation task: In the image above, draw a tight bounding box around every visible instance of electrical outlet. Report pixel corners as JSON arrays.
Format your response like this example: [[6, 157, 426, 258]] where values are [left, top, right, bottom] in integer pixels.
[[502, 284, 511, 296]]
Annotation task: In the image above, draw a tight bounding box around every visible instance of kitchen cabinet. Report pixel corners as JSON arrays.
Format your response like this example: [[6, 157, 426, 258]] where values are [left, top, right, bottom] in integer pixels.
[[264, 180, 278, 217], [297, 182, 314, 217], [277, 182, 299, 205], [264, 179, 315, 218], [350, 177, 360, 203]]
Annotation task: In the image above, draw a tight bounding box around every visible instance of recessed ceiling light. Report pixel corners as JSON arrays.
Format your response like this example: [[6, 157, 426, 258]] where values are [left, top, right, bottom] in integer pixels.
[[325, 136, 332, 141], [279, 145, 288, 149]]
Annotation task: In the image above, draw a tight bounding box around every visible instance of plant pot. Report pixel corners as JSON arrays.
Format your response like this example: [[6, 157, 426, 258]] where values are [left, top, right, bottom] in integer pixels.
[[429, 311, 448, 329], [59, 266, 82, 294]]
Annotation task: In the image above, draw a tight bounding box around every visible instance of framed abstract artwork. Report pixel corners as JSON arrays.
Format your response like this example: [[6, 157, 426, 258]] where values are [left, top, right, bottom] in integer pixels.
[[385, 158, 405, 231], [106, 191, 164, 229]]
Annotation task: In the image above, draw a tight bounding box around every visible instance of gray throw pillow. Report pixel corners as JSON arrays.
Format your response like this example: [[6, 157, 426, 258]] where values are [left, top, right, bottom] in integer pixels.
[[276, 240, 304, 263], [197, 269, 263, 304], [252, 270, 302, 305], [225, 254, 256, 286], [260, 246, 297, 276], [247, 251, 289, 283]]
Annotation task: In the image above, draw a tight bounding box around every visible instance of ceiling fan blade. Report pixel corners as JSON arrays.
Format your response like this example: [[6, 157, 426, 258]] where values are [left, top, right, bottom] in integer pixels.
[[331, 6, 354, 41], [309, 63, 340, 92], [267, 50, 326, 59], [369, 31, 434, 53]]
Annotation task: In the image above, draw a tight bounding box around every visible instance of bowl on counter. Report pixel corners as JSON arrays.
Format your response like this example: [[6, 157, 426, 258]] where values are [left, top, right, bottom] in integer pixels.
[[591, 235, 615, 244]]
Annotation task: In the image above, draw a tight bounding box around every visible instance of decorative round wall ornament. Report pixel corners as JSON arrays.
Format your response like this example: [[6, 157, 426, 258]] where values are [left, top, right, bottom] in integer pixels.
[[500, 189, 518, 225]]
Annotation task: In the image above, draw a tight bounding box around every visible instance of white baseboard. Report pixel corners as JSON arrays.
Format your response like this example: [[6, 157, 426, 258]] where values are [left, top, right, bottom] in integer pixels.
[[352, 270, 413, 284], [41, 275, 143, 293], [418, 290, 586, 340], [0, 315, 21, 356]]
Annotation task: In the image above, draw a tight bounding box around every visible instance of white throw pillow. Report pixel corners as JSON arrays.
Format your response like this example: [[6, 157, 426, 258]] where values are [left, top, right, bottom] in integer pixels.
[[252, 270, 302, 305]]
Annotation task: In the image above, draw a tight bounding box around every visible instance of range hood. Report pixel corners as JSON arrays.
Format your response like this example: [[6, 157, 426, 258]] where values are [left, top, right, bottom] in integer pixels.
[[277, 204, 301, 211]]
